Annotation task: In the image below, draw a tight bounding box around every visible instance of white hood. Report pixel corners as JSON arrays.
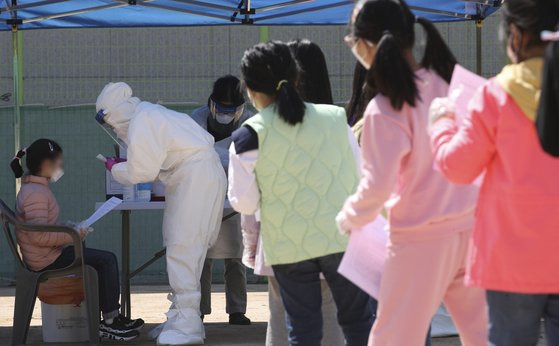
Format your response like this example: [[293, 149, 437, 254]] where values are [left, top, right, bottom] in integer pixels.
[[96, 82, 140, 141]]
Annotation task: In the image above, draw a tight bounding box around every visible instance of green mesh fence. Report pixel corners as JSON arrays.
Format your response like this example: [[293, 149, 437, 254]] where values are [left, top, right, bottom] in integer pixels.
[[0, 13, 506, 284]]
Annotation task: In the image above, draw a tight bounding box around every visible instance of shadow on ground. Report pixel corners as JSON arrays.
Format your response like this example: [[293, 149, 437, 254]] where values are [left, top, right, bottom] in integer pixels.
[[0, 322, 268, 346]]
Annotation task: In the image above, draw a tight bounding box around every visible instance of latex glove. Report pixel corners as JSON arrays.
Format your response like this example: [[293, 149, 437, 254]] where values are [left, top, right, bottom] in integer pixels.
[[105, 157, 126, 171], [336, 212, 351, 235], [429, 97, 456, 128], [241, 241, 256, 269], [240, 214, 259, 269]]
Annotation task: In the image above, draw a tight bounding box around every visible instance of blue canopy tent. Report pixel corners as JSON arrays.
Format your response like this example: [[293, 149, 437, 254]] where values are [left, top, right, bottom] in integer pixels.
[[2, 0, 502, 179], [0, 0, 501, 28]]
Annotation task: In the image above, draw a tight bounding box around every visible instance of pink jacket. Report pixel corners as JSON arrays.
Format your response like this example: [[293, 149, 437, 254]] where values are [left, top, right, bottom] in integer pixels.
[[16, 175, 71, 271], [431, 79, 559, 293], [340, 69, 478, 237]]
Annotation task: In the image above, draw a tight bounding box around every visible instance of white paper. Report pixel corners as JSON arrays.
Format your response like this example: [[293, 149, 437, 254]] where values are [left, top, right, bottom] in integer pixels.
[[338, 216, 388, 299], [448, 65, 487, 186], [448, 64, 487, 126], [81, 197, 122, 228]]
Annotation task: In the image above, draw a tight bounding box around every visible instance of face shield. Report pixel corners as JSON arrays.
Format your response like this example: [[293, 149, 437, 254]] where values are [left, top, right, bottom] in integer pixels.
[[209, 97, 245, 125], [95, 109, 129, 150]]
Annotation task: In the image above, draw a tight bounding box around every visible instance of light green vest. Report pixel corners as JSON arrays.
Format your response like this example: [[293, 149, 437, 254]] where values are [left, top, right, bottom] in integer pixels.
[[245, 103, 358, 265]]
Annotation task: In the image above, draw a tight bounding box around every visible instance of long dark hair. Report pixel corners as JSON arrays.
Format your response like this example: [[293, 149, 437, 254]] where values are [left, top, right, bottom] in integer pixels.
[[346, 62, 376, 125], [10, 138, 63, 178], [351, 0, 457, 110], [241, 41, 306, 125], [503, 0, 559, 155], [288, 39, 334, 105]]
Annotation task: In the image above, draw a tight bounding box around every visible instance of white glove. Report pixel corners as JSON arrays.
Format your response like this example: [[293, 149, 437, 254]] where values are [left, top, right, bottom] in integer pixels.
[[336, 212, 351, 235], [241, 214, 259, 269], [241, 241, 256, 269], [429, 97, 456, 128]]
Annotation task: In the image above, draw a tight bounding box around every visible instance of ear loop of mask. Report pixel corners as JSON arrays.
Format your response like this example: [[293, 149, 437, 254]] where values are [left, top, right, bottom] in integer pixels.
[[514, 29, 524, 62]]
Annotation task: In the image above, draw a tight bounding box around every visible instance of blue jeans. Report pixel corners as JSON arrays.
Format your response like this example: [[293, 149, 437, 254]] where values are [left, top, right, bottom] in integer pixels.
[[272, 252, 374, 346], [487, 290, 559, 346], [43, 246, 121, 317]]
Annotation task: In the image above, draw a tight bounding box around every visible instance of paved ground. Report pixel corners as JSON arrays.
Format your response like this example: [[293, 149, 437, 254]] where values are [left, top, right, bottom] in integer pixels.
[[0, 285, 547, 345]]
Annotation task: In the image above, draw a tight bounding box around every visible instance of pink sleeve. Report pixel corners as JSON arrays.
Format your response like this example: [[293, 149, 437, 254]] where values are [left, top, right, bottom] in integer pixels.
[[340, 110, 411, 229], [22, 192, 72, 247], [431, 84, 499, 184]]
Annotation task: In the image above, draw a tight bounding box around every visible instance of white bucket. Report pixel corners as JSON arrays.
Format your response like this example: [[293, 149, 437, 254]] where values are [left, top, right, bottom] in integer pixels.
[[41, 302, 89, 343]]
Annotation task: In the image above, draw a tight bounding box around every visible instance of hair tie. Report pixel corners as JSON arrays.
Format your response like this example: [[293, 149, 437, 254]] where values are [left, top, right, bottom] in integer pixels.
[[48, 142, 53, 152], [276, 80, 288, 91], [13, 148, 26, 161], [541, 30, 559, 42]]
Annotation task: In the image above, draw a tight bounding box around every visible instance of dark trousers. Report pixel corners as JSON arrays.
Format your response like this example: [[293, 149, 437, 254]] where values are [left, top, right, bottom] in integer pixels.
[[43, 246, 121, 316], [200, 258, 248, 315], [487, 290, 559, 346], [272, 252, 374, 346]]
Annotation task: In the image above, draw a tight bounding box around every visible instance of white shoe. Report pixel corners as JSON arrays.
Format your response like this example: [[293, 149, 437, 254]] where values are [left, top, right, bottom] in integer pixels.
[[157, 330, 204, 345], [149, 322, 165, 341]]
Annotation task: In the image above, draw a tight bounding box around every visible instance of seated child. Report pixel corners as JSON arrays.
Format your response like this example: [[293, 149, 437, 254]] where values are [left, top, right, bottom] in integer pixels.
[[11, 138, 144, 342]]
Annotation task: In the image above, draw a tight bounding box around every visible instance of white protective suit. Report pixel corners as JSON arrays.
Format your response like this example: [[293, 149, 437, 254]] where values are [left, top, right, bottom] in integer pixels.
[[96, 82, 227, 345]]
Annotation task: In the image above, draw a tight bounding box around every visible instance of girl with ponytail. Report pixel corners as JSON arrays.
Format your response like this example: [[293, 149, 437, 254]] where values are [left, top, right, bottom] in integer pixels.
[[11, 139, 63, 180], [12, 138, 144, 340], [229, 41, 373, 344], [429, 0, 559, 344], [337, 0, 488, 345]]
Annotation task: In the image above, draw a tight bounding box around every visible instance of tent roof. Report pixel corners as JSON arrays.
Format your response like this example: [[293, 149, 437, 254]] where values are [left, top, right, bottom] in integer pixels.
[[1, 0, 502, 30]]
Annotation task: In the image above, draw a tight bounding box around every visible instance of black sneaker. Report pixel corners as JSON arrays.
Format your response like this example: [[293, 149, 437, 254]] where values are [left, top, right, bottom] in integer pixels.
[[100, 317, 141, 341], [99, 328, 139, 342], [115, 314, 145, 331], [229, 312, 251, 325]]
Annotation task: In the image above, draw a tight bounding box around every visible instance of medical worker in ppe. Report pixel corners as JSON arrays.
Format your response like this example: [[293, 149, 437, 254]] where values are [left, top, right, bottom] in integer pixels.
[[190, 75, 253, 325], [95, 82, 227, 345]]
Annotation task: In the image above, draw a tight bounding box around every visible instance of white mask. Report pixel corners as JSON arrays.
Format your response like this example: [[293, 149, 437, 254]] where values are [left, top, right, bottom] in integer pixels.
[[50, 168, 64, 183], [215, 113, 235, 124]]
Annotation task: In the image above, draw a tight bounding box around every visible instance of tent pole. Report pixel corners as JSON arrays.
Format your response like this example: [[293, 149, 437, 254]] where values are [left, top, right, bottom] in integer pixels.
[[476, 19, 482, 75], [259, 26, 269, 42], [12, 27, 23, 194]]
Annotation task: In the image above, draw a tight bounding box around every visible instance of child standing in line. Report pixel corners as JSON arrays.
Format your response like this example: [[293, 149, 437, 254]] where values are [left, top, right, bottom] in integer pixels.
[[229, 41, 372, 346], [336, 0, 488, 345], [429, 0, 559, 345]]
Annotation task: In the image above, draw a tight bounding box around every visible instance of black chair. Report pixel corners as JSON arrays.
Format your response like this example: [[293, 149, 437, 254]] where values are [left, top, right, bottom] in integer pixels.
[[0, 199, 100, 345]]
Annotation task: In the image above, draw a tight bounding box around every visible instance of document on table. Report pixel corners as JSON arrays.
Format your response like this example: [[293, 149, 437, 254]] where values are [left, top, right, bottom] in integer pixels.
[[448, 64, 487, 186], [338, 215, 388, 300], [449, 64, 488, 126], [82, 197, 122, 228]]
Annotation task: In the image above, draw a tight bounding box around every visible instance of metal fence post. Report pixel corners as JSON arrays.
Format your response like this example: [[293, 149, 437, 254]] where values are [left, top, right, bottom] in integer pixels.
[[12, 27, 24, 194], [476, 19, 483, 75], [259, 25, 269, 42]]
